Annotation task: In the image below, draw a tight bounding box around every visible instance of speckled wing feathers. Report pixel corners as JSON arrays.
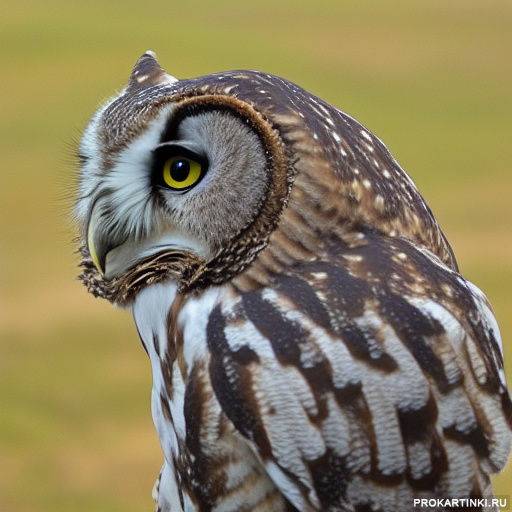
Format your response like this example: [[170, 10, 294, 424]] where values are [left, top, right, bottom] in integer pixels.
[[196, 231, 511, 511]]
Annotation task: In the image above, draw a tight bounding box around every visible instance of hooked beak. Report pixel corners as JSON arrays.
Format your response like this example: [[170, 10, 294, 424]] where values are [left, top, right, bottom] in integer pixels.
[[86, 206, 125, 277], [87, 220, 106, 275], [86, 198, 210, 279]]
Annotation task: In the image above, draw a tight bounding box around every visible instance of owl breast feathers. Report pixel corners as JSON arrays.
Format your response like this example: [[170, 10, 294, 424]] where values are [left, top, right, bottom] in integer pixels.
[[75, 52, 512, 512]]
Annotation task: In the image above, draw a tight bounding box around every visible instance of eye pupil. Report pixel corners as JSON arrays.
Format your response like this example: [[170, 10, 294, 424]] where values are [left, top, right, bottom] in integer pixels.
[[170, 159, 190, 182]]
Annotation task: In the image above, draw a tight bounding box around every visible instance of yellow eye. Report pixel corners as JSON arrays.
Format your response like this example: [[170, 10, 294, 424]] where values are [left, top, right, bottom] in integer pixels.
[[162, 156, 203, 190]]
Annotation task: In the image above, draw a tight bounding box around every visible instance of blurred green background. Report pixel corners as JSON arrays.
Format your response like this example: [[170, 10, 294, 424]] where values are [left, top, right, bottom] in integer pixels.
[[1, 0, 511, 510]]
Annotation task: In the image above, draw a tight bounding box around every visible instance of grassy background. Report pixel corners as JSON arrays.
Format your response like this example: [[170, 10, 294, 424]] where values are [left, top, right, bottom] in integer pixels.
[[1, 0, 511, 510]]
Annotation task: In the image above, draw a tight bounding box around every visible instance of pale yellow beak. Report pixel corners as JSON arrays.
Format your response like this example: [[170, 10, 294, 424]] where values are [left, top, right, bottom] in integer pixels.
[[87, 220, 105, 276]]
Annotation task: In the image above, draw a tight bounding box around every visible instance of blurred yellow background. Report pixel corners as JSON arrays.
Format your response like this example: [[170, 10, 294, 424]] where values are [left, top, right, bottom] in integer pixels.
[[1, 0, 511, 510]]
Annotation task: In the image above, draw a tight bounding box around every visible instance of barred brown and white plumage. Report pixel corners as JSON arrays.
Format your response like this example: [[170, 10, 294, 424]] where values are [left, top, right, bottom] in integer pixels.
[[74, 51, 512, 511]]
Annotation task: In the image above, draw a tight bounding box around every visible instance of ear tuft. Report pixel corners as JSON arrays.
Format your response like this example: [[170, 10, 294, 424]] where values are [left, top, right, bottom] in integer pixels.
[[126, 51, 177, 92]]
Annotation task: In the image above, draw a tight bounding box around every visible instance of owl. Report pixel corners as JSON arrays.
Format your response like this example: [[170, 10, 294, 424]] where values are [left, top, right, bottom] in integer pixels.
[[74, 51, 512, 512]]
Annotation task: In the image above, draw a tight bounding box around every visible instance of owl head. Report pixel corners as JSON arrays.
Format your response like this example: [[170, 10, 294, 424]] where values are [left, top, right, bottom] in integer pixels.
[[75, 51, 455, 304]]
